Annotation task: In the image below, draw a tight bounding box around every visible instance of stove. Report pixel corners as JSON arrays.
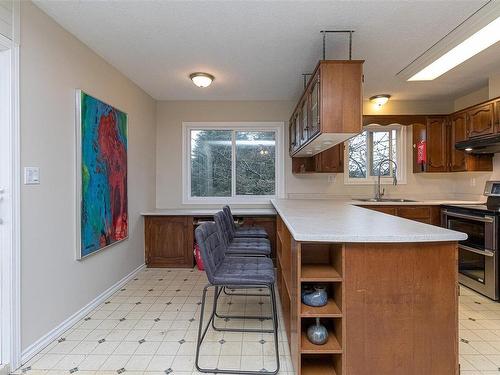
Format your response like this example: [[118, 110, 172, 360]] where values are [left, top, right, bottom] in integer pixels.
[[442, 181, 500, 300]]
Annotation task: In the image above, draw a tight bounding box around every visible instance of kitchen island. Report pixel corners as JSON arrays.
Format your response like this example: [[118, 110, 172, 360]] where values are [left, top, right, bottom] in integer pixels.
[[272, 199, 466, 375]]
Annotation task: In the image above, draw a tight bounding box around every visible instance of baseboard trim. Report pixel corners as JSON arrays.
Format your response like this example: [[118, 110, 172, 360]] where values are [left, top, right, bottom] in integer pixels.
[[20, 263, 146, 367]]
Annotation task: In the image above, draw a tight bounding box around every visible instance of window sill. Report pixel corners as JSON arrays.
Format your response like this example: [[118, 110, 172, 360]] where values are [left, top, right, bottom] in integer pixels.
[[182, 197, 276, 205]]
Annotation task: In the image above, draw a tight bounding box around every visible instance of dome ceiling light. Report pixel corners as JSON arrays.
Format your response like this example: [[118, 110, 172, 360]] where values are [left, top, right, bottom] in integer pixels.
[[189, 72, 215, 88], [370, 94, 391, 107]]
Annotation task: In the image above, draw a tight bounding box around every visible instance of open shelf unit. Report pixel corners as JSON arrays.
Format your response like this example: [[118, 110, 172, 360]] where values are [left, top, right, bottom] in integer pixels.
[[299, 243, 345, 374], [301, 355, 342, 375], [276, 214, 345, 375]]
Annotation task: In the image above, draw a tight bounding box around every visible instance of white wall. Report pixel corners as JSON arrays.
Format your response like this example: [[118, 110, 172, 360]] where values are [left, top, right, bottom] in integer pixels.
[[155, 99, 488, 208], [454, 86, 489, 111], [156, 100, 294, 208], [20, 1, 156, 351], [490, 72, 500, 99]]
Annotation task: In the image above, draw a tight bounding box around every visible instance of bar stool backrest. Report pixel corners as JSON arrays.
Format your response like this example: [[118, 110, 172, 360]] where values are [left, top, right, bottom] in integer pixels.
[[222, 205, 237, 235], [214, 210, 233, 246], [194, 222, 227, 284]]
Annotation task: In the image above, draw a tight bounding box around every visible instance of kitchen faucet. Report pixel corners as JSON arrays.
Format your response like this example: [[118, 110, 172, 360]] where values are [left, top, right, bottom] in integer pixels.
[[375, 158, 398, 200]]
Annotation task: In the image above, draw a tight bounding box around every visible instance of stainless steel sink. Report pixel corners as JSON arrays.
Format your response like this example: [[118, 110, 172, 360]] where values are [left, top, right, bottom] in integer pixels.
[[355, 198, 418, 203]]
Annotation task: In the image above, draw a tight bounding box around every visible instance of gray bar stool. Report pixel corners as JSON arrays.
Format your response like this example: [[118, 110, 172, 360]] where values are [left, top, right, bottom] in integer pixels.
[[194, 222, 279, 375], [214, 211, 271, 257], [223, 205, 269, 238]]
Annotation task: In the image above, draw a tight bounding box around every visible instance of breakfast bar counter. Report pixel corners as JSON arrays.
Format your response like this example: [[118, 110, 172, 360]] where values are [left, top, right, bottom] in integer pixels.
[[271, 199, 465, 375]]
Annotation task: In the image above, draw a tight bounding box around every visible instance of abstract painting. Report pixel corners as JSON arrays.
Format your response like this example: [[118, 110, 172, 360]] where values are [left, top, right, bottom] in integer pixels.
[[76, 90, 128, 259]]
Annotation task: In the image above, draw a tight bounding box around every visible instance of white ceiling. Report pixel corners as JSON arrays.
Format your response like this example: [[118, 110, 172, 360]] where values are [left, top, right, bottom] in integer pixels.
[[34, 0, 500, 102]]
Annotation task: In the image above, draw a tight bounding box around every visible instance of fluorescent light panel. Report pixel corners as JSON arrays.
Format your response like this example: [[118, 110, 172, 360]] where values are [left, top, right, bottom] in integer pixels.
[[408, 16, 500, 81]]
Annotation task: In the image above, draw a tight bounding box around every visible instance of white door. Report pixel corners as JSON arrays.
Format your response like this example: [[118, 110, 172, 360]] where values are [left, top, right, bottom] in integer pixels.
[[0, 35, 19, 370], [0, 44, 12, 367]]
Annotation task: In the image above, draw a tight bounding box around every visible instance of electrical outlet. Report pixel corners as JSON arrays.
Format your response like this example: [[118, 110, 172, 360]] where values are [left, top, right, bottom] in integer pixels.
[[470, 177, 476, 187], [328, 175, 336, 183]]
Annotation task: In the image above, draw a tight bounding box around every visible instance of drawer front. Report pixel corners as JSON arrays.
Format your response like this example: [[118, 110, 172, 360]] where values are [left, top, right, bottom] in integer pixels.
[[396, 206, 431, 219]]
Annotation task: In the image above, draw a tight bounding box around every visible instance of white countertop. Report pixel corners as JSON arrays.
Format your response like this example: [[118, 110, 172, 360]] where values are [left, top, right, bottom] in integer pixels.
[[271, 199, 468, 243], [141, 208, 277, 216]]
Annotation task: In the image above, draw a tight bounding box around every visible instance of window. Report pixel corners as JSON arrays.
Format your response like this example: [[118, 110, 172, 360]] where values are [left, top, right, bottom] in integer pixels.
[[344, 124, 407, 184], [183, 122, 283, 203]]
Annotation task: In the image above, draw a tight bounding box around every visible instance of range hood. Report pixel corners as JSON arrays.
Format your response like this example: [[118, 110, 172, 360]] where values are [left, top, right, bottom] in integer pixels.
[[455, 135, 500, 154]]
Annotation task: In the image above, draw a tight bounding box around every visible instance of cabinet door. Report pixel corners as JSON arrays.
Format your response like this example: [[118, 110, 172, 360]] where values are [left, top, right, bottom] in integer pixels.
[[426, 117, 448, 172], [315, 144, 344, 173], [289, 115, 297, 154], [300, 98, 309, 144], [294, 112, 301, 149], [308, 73, 320, 137], [145, 216, 192, 268], [450, 112, 467, 171], [467, 103, 495, 138]]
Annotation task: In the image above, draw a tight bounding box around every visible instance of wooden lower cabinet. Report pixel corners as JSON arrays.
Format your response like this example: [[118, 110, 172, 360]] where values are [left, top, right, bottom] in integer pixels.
[[344, 242, 458, 374], [145, 216, 193, 268], [240, 216, 277, 259], [359, 205, 441, 226], [144, 214, 277, 268], [277, 213, 459, 375]]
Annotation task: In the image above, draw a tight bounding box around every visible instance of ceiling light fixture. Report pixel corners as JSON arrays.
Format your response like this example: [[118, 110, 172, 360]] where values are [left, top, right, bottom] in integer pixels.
[[189, 72, 215, 88], [408, 16, 500, 81], [369, 94, 391, 107]]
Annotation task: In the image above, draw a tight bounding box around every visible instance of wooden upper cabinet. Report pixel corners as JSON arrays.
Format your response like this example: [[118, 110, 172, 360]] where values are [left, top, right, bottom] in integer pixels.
[[467, 102, 495, 138], [426, 117, 448, 172], [449, 112, 467, 171], [308, 72, 320, 138], [495, 99, 500, 133], [289, 115, 297, 154], [314, 143, 344, 173], [300, 98, 308, 145], [289, 60, 363, 157]]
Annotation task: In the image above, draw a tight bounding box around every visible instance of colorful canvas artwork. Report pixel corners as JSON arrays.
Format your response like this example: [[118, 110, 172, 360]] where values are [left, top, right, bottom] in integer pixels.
[[76, 90, 128, 259]]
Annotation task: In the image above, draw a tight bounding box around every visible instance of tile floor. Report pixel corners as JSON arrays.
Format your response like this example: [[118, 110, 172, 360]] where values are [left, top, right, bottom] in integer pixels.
[[16, 268, 500, 375], [16, 268, 292, 375], [459, 286, 500, 374]]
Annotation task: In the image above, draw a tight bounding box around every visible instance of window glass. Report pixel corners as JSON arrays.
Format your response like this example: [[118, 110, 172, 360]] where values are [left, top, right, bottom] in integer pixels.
[[236, 131, 276, 196], [348, 132, 367, 178], [190, 130, 232, 197], [371, 131, 391, 176], [346, 125, 404, 183]]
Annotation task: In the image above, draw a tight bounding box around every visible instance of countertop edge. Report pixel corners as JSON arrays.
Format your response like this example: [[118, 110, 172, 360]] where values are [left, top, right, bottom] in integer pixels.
[[271, 199, 467, 243]]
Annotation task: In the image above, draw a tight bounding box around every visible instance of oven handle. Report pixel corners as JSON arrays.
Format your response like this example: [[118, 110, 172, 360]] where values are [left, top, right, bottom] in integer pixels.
[[459, 244, 495, 257], [443, 210, 495, 223]]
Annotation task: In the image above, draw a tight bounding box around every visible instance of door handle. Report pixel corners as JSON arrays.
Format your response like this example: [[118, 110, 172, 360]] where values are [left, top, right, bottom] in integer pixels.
[[458, 244, 495, 257]]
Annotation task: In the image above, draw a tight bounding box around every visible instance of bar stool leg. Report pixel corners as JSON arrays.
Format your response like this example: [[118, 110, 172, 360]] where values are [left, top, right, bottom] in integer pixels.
[[195, 283, 280, 375]]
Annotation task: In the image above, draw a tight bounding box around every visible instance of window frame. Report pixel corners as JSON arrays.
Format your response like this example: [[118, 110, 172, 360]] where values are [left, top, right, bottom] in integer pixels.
[[182, 122, 284, 204], [344, 124, 407, 185]]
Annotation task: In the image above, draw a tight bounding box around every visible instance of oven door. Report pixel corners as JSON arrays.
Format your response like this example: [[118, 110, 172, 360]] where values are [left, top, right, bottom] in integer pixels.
[[442, 209, 498, 300]]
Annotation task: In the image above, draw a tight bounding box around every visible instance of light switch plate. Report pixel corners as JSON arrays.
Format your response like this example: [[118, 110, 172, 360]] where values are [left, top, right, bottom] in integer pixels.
[[24, 167, 40, 185]]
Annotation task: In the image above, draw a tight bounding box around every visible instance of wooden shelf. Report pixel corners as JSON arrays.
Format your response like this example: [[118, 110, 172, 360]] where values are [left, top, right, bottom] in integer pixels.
[[301, 298, 342, 318], [301, 329, 342, 354], [301, 264, 342, 282], [301, 356, 338, 375]]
